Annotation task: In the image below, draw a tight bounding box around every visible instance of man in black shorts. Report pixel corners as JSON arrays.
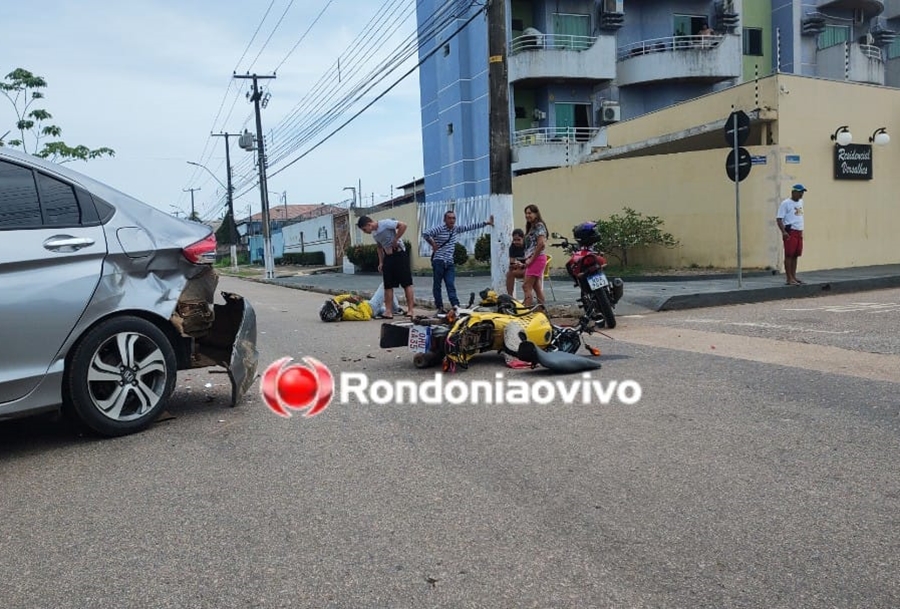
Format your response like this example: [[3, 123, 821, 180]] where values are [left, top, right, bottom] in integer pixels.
[[357, 215, 415, 319]]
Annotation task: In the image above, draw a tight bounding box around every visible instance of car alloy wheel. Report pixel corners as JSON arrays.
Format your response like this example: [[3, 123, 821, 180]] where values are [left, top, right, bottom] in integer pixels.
[[67, 316, 177, 437]]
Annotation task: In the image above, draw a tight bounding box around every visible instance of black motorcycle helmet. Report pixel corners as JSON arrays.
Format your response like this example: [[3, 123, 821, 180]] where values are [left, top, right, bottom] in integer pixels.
[[319, 299, 342, 322], [573, 221, 600, 246]]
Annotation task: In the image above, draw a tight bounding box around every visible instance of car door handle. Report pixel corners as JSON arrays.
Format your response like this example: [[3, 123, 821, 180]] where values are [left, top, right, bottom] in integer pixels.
[[44, 236, 96, 252]]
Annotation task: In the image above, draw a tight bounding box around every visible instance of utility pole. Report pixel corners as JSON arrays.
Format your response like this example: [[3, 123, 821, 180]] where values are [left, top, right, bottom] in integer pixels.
[[488, 0, 513, 294], [183, 187, 201, 221], [212, 132, 239, 271], [235, 73, 276, 279]]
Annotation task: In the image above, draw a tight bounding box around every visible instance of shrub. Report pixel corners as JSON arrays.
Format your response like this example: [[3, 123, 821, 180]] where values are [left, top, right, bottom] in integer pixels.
[[593, 207, 679, 267], [474, 233, 491, 262], [453, 242, 469, 266], [345, 244, 379, 271], [282, 251, 326, 266], [345, 240, 412, 272]]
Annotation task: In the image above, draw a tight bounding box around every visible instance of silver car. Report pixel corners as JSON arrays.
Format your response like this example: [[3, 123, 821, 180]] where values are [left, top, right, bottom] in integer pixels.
[[0, 147, 258, 436]]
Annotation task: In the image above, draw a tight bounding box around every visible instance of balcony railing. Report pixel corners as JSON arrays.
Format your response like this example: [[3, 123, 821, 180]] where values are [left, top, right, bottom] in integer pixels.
[[513, 127, 601, 147], [817, 41, 885, 84], [859, 43, 884, 60], [615, 34, 741, 86], [512, 127, 606, 172], [509, 31, 617, 83], [511, 33, 596, 54], [617, 34, 725, 61]]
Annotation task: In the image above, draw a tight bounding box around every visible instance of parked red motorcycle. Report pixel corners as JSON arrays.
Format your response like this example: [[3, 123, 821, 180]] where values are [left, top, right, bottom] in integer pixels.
[[551, 222, 624, 329]]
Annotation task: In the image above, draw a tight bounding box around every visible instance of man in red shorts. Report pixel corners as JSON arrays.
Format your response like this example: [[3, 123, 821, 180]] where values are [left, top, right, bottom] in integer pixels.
[[776, 184, 806, 285]]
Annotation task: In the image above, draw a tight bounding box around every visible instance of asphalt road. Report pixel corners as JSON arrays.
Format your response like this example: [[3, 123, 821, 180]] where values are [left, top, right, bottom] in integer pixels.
[[2, 279, 898, 608]]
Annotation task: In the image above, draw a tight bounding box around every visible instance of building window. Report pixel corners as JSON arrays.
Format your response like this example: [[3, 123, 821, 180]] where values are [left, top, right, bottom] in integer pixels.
[[443, 43, 450, 56], [817, 25, 849, 50], [887, 37, 900, 59], [674, 14, 708, 37], [447, 123, 454, 135], [743, 27, 763, 56], [553, 13, 591, 50]]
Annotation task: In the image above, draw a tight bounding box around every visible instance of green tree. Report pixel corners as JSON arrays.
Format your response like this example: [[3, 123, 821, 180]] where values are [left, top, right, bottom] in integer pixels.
[[474, 233, 491, 262], [215, 213, 238, 245], [593, 207, 679, 267], [0, 68, 115, 163]]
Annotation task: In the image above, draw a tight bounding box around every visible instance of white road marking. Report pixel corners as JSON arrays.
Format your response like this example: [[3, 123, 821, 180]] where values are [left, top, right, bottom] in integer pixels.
[[615, 325, 900, 384], [783, 302, 900, 313], [725, 321, 851, 334], [678, 319, 851, 335]]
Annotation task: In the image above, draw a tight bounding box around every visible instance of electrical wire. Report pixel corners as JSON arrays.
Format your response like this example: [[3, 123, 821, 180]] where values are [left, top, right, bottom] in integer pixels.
[[246, 0, 298, 72], [228, 0, 482, 198], [230, 0, 484, 199], [273, 0, 335, 73]]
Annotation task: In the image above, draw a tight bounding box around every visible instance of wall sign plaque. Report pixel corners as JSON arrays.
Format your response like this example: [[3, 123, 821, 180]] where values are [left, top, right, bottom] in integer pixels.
[[834, 144, 873, 180]]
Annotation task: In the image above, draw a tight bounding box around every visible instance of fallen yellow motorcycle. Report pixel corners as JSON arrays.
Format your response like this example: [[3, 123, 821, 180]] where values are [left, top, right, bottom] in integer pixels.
[[379, 290, 591, 371]]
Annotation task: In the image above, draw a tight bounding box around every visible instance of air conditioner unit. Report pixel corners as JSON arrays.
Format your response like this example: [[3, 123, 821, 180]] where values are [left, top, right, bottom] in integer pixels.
[[600, 102, 621, 123], [532, 108, 547, 120], [602, 0, 624, 13]]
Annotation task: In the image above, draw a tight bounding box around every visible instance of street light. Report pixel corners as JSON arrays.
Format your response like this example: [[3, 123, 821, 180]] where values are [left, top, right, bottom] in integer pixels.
[[267, 190, 288, 224], [343, 186, 357, 207], [187, 160, 238, 270], [187, 160, 226, 190]]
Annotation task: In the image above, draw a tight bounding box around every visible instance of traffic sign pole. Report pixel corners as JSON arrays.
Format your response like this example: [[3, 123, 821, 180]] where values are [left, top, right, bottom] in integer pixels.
[[724, 110, 751, 287], [733, 111, 742, 287]]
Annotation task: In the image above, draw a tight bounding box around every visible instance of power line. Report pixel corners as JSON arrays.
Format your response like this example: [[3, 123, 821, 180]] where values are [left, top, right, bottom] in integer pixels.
[[228, 1, 484, 200], [234, 0, 277, 73], [268, 3, 485, 181], [247, 0, 298, 72], [228, 0, 480, 195], [273, 0, 335, 73]]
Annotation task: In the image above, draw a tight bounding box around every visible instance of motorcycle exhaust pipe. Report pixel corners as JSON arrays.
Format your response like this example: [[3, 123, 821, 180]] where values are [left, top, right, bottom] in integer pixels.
[[612, 278, 624, 304]]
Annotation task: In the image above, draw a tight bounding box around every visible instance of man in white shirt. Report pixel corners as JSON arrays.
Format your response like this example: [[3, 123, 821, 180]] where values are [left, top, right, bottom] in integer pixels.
[[776, 184, 807, 285]]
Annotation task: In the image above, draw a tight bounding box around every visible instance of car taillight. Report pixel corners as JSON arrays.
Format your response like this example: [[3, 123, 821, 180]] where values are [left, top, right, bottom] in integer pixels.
[[183, 234, 217, 264]]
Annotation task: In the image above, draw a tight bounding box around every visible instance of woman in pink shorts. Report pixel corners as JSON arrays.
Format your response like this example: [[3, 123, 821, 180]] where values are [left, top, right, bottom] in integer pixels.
[[520, 204, 548, 307]]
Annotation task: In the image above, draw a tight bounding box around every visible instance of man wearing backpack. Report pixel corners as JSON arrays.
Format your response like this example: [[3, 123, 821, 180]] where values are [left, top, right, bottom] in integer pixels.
[[423, 211, 493, 314]]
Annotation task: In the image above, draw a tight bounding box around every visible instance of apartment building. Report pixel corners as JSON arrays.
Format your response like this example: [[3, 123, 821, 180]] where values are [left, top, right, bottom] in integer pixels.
[[416, 0, 900, 201]]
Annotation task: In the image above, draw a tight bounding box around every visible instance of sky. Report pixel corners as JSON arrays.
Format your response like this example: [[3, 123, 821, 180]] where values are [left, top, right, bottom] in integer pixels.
[[1, 1, 425, 221]]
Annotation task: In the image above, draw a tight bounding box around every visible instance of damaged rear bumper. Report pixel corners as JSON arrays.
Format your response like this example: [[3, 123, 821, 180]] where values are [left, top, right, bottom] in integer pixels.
[[172, 268, 259, 406]]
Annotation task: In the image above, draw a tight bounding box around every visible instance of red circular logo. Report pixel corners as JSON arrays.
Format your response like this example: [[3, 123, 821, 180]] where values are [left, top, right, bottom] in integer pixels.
[[260, 357, 334, 418]]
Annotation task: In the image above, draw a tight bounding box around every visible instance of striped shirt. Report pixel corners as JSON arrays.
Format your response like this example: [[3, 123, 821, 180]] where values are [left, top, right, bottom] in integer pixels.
[[423, 221, 488, 263]]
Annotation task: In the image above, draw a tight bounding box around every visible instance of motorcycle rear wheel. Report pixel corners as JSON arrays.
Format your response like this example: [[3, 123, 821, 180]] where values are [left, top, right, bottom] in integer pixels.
[[595, 289, 617, 329]]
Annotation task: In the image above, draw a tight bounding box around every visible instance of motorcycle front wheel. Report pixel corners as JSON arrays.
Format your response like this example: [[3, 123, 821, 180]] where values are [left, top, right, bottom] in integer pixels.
[[552, 327, 582, 354]]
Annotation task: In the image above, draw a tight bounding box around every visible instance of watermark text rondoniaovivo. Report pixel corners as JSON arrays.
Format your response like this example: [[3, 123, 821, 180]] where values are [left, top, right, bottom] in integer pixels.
[[339, 372, 641, 406]]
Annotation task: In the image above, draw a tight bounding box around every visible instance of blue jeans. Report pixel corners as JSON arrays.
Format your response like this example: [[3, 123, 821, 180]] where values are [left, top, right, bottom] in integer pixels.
[[432, 259, 457, 309]]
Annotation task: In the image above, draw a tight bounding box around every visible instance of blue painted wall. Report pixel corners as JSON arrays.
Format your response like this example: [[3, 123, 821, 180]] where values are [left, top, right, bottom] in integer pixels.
[[417, 2, 490, 202]]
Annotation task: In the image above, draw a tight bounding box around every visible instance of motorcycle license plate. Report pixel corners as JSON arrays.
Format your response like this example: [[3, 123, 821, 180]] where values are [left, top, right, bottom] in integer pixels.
[[587, 272, 609, 290], [408, 325, 432, 353]]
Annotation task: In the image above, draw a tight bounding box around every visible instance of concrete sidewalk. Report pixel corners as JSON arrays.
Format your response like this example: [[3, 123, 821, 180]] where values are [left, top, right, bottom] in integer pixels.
[[242, 263, 900, 313]]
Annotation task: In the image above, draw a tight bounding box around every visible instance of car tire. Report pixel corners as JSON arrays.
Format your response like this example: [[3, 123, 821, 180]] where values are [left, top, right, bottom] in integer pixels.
[[66, 316, 177, 437]]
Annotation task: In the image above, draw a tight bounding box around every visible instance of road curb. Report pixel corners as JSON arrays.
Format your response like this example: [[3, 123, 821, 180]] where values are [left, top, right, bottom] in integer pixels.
[[657, 276, 900, 311]]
